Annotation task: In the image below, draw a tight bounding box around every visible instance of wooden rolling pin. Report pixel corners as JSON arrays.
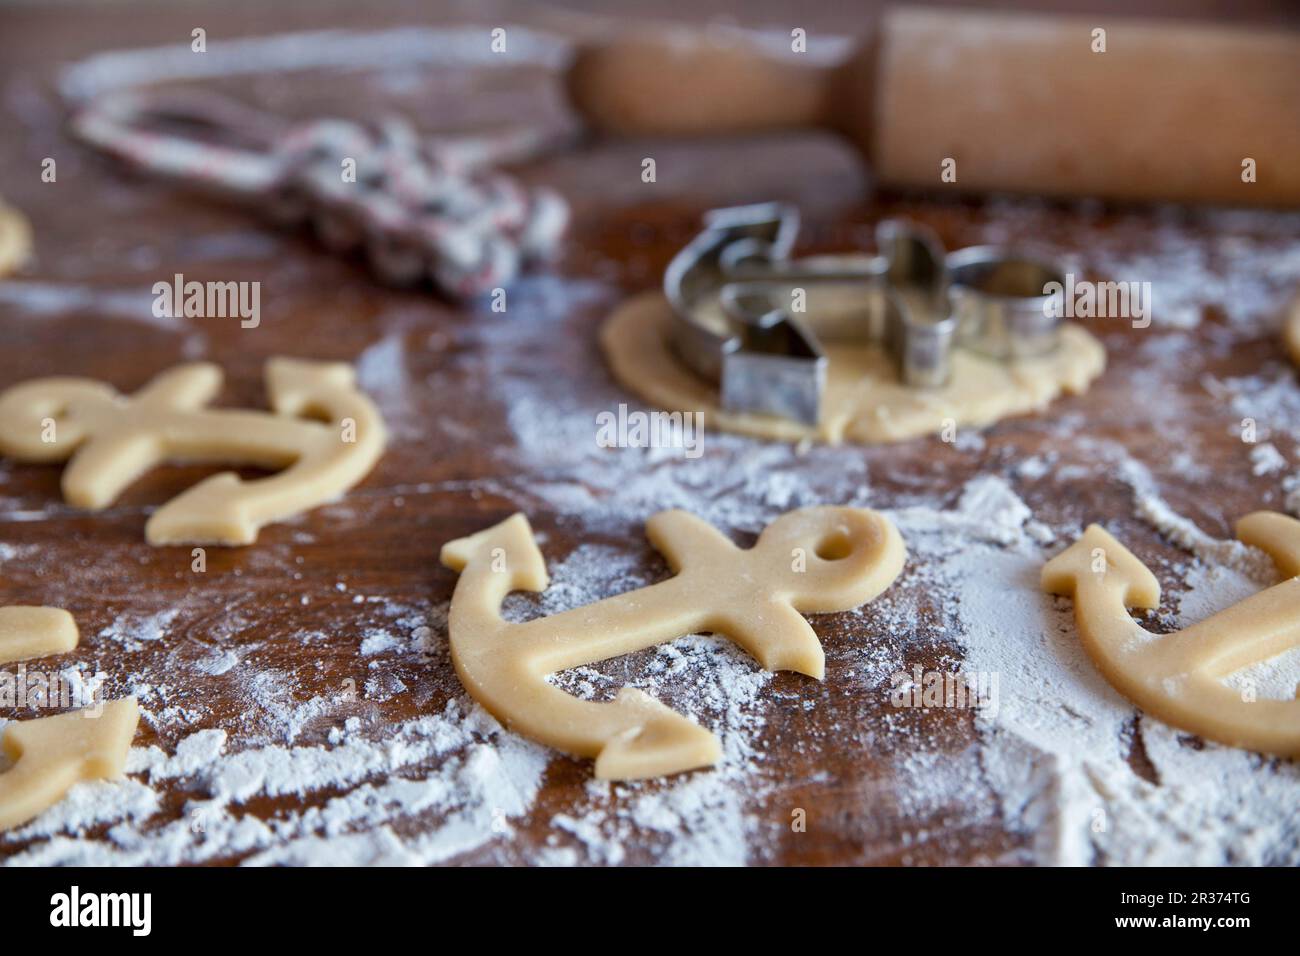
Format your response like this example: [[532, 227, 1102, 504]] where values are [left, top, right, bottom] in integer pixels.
[[565, 7, 1300, 206]]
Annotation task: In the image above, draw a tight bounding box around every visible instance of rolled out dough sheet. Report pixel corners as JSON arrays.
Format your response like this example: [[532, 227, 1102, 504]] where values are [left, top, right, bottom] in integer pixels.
[[600, 292, 1107, 444]]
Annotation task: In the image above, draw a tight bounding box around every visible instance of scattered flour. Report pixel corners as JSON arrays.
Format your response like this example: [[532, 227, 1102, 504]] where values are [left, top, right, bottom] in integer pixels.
[[0, 543, 35, 563], [1118, 458, 1276, 581], [903, 475, 1300, 865], [97, 609, 182, 653], [5, 700, 550, 866], [194, 649, 241, 676], [5, 440, 1298, 865], [1250, 442, 1287, 476]]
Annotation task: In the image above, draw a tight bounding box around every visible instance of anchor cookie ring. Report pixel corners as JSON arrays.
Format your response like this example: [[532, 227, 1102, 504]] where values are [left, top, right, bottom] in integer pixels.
[[441, 506, 905, 780], [664, 202, 1067, 425], [0, 357, 386, 545], [1043, 511, 1300, 756]]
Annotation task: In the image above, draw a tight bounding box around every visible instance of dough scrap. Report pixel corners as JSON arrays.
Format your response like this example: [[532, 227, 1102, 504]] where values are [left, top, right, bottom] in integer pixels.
[[0, 358, 387, 545], [0, 606, 78, 664], [1042, 512, 1300, 756], [441, 506, 905, 779], [600, 291, 1107, 443], [0, 697, 139, 832], [1285, 293, 1300, 367], [0, 197, 32, 277]]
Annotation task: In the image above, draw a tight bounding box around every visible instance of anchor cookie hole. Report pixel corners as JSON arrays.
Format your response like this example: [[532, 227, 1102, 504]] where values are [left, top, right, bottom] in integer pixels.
[[814, 530, 854, 561]]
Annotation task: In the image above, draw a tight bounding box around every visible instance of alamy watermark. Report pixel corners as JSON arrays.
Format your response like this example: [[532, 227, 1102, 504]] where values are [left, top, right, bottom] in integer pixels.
[[1043, 273, 1151, 328], [50, 886, 151, 936], [889, 666, 999, 717], [152, 273, 260, 328], [0, 664, 106, 716], [596, 403, 703, 459]]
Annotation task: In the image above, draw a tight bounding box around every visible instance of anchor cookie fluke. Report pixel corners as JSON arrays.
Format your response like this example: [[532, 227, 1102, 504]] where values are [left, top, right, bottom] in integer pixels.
[[1043, 517, 1300, 758], [440, 506, 906, 780], [0, 697, 139, 832], [594, 689, 722, 780], [1041, 524, 1160, 610], [0, 357, 387, 545], [0, 606, 79, 665]]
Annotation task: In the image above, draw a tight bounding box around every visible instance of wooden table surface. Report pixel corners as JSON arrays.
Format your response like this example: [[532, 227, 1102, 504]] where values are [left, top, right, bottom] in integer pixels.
[[1, 0, 1299, 866]]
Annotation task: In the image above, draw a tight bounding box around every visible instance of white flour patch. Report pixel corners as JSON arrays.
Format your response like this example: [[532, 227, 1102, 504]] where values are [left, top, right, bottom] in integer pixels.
[[0, 542, 35, 563], [976, 203, 1300, 334], [1118, 458, 1276, 582], [359, 629, 402, 656], [4, 700, 550, 866], [0, 281, 179, 331], [193, 649, 241, 676], [1250, 442, 1287, 476], [98, 609, 182, 653]]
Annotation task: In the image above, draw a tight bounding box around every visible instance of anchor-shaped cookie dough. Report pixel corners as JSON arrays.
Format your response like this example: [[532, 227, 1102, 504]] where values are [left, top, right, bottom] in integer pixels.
[[441, 506, 905, 779], [0, 358, 386, 545], [0, 606, 78, 665], [0, 697, 140, 831], [1043, 511, 1300, 756]]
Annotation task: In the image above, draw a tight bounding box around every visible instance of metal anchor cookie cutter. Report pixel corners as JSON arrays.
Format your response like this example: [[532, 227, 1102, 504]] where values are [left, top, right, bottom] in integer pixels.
[[663, 203, 1066, 425]]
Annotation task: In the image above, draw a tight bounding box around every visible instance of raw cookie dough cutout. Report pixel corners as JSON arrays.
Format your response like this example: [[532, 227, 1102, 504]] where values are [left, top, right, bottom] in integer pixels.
[[441, 506, 905, 779], [600, 291, 1107, 443], [1043, 511, 1300, 756], [0, 697, 139, 831], [0, 358, 387, 545], [0, 196, 32, 276], [0, 606, 78, 665]]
